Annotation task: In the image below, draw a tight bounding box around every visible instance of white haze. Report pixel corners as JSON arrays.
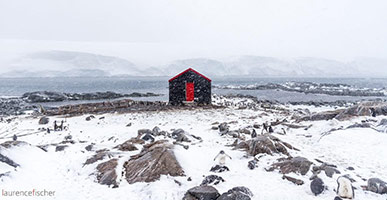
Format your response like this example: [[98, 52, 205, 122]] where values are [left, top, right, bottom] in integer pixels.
[[0, 0, 386, 77]]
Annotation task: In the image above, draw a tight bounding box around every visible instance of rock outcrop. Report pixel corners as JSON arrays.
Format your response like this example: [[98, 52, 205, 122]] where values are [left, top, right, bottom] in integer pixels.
[[201, 175, 225, 186], [96, 159, 118, 187], [115, 140, 138, 151], [183, 185, 220, 200], [0, 153, 19, 168], [367, 178, 387, 194], [124, 140, 184, 184], [268, 156, 313, 175], [84, 149, 112, 165], [39, 116, 49, 124], [217, 186, 253, 200], [246, 134, 297, 156], [301, 101, 387, 121]]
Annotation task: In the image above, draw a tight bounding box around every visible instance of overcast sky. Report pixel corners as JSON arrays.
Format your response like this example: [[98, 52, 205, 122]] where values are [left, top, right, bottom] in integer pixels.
[[0, 0, 387, 65]]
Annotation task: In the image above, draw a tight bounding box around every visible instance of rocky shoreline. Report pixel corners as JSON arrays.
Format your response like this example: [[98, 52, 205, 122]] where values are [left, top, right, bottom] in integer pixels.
[[0, 91, 162, 116], [22, 91, 161, 103], [215, 81, 387, 97]]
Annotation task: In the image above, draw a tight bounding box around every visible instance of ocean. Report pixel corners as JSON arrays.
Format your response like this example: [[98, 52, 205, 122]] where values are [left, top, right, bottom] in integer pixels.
[[1, 77, 387, 103]]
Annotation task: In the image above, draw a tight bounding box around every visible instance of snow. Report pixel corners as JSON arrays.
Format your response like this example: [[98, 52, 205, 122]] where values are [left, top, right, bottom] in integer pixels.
[[1, 102, 387, 199]]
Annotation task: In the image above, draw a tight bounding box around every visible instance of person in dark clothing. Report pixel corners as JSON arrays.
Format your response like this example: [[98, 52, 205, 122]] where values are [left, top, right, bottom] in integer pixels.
[[13, 134, 17, 141]]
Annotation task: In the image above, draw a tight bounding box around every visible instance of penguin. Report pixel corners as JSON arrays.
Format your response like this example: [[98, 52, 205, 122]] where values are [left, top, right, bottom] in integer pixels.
[[60, 120, 64, 131], [251, 129, 257, 138], [12, 134, 17, 141], [213, 150, 232, 166], [268, 126, 274, 133], [262, 122, 268, 132], [54, 121, 58, 131], [336, 176, 355, 199]]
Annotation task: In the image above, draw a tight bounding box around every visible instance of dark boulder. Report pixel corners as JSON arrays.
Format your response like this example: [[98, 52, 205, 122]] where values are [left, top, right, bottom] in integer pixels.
[[84, 149, 111, 165], [115, 140, 138, 151], [85, 144, 93, 151], [239, 128, 251, 135], [55, 145, 68, 152], [282, 175, 304, 185], [176, 133, 191, 143], [39, 117, 49, 125], [210, 165, 230, 173], [247, 134, 296, 156], [137, 129, 152, 136], [96, 159, 118, 187], [0, 153, 19, 168], [310, 177, 325, 195], [248, 160, 257, 170], [269, 156, 312, 175], [367, 178, 387, 194], [201, 175, 225, 186], [1, 141, 29, 148], [152, 126, 161, 135], [141, 134, 155, 142], [217, 186, 253, 200], [183, 185, 220, 200], [171, 129, 185, 138], [218, 123, 229, 132]]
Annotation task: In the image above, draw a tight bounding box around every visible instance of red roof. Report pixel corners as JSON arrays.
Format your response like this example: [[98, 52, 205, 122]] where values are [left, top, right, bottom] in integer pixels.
[[168, 68, 211, 82]]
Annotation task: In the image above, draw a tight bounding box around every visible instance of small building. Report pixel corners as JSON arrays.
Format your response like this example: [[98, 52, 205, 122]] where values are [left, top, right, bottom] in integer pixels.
[[169, 68, 211, 105]]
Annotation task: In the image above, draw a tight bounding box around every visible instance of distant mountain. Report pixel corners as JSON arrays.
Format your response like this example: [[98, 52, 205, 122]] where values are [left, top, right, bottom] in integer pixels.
[[1, 50, 386, 77], [1, 69, 109, 78], [159, 56, 367, 77], [1, 50, 143, 77], [161, 58, 229, 77]]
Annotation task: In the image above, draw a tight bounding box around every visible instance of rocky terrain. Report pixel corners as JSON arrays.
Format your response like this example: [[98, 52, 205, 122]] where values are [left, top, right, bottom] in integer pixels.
[[22, 91, 161, 103], [1, 95, 387, 199], [215, 81, 387, 97], [0, 91, 162, 116]]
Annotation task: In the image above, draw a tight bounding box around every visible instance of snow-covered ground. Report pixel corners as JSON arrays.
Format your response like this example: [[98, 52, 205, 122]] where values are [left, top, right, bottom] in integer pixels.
[[1, 100, 387, 200]]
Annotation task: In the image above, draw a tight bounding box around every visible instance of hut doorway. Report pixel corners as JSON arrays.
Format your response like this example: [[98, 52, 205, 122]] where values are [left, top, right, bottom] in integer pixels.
[[186, 82, 194, 101]]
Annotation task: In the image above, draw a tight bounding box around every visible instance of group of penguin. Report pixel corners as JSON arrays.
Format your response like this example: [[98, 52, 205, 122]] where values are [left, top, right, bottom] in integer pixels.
[[311, 176, 355, 199], [213, 149, 355, 199]]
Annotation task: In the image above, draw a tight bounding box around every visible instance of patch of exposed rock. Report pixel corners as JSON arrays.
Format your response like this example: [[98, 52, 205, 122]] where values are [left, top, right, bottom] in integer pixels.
[[114, 140, 138, 151], [84, 149, 112, 165], [300, 101, 387, 121], [217, 186, 253, 200], [38, 116, 50, 124], [367, 178, 387, 194], [96, 159, 118, 188], [268, 156, 313, 175], [124, 140, 184, 184], [183, 185, 220, 200], [0, 153, 19, 168], [0, 141, 29, 148], [201, 175, 225, 186], [243, 134, 297, 156]]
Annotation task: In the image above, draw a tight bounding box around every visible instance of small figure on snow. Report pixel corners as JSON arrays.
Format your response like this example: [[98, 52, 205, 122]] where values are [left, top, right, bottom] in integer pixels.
[[12, 134, 17, 141], [54, 120, 58, 131], [268, 126, 274, 133], [251, 129, 257, 138], [213, 150, 232, 166]]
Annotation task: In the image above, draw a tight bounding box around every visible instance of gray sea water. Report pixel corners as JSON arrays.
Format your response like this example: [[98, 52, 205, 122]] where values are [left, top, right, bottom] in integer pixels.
[[0, 77, 386, 103]]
